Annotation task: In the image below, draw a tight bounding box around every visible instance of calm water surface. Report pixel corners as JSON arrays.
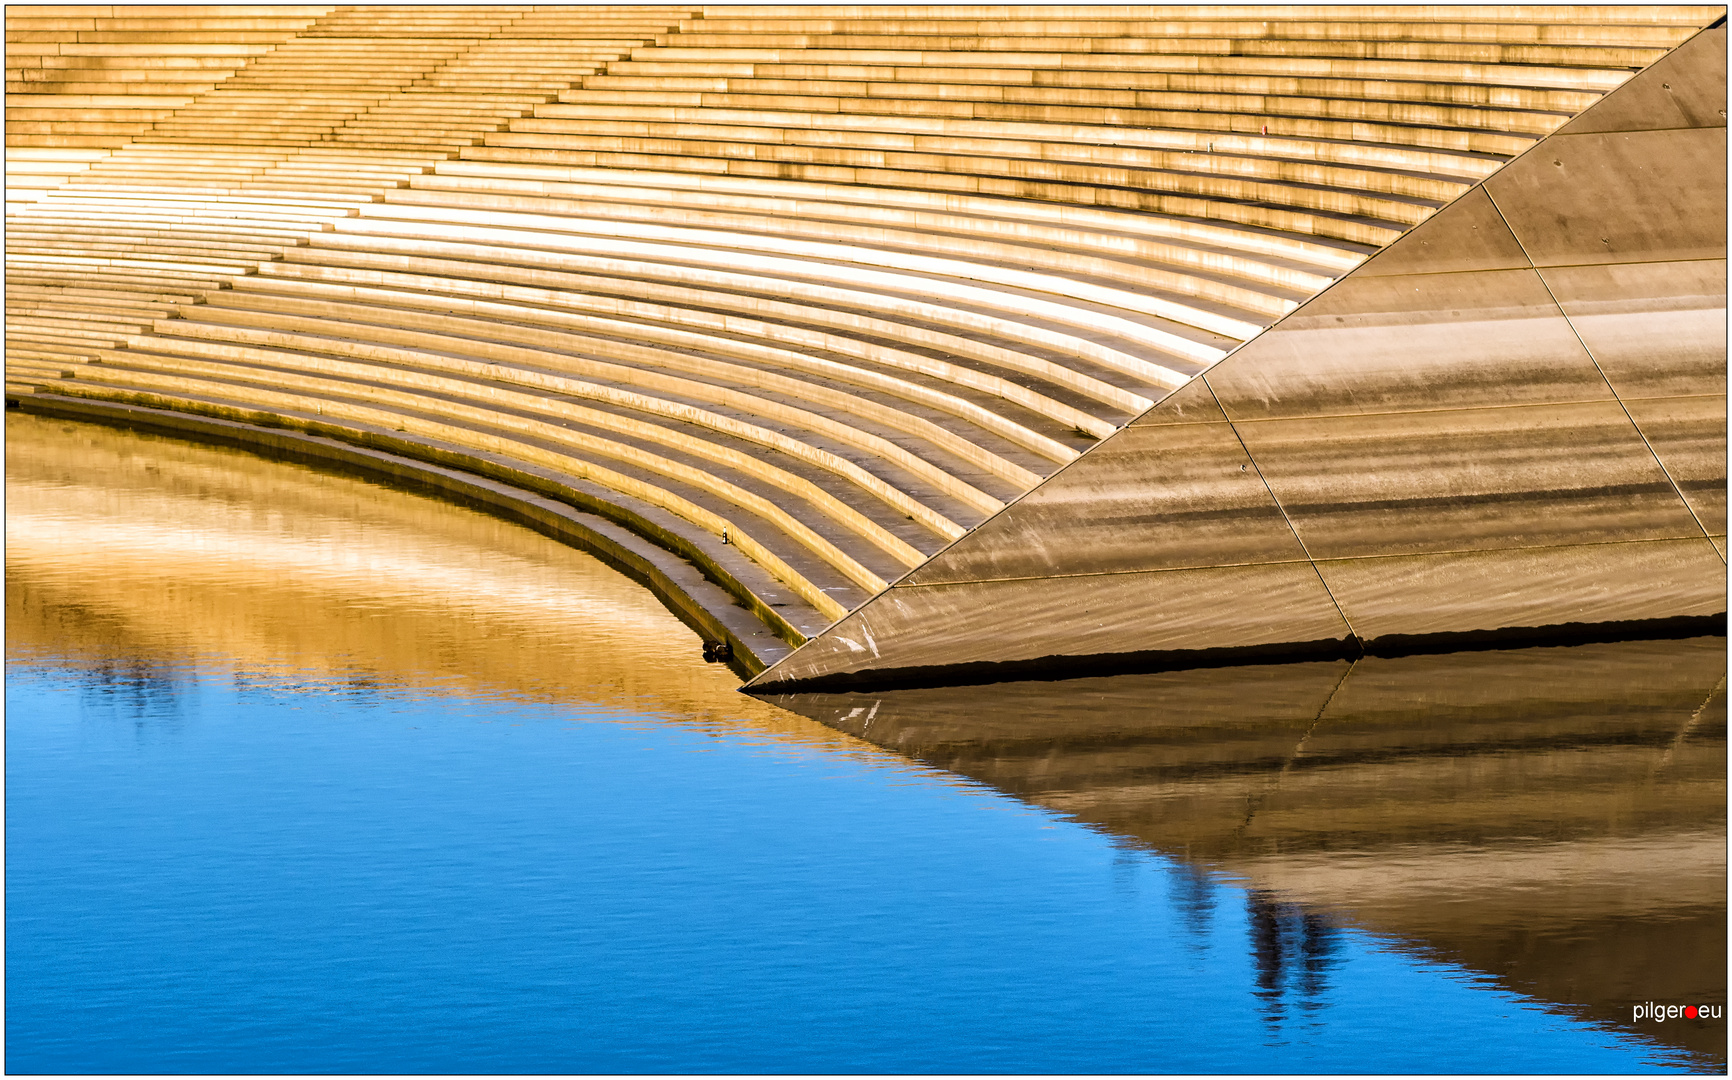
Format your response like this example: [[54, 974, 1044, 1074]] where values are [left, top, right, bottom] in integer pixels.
[[7, 415, 1725, 1074]]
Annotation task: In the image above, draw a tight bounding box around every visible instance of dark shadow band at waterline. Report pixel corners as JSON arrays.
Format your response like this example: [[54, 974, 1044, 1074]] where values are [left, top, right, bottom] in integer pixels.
[[742, 612, 1727, 693]]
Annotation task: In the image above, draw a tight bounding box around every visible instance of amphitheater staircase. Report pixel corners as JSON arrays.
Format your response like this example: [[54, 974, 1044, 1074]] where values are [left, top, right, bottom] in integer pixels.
[[8, 5, 1724, 674]]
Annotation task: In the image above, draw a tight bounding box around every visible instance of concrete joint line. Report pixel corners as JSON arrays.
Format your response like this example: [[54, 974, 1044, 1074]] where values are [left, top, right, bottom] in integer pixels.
[[1238, 655, 1359, 835], [1200, 371, 1360, 644], [1482, 185, 1724, 564], [1652, 672, 1726, 777], [892, 532, 1718, 591]]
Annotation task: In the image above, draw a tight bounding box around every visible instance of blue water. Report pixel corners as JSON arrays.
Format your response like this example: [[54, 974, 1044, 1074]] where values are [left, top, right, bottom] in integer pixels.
[[7, 658, 1700, 1074]]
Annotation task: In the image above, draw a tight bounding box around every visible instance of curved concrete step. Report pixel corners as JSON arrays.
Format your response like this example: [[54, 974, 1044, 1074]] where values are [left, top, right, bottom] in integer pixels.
[[10, 3, 1723, 670]]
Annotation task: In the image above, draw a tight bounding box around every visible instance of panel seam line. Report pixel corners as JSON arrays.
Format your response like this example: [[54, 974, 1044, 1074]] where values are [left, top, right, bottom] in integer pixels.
[[1482, 186, 1723, 565], [1201, 372, 1360, 642]]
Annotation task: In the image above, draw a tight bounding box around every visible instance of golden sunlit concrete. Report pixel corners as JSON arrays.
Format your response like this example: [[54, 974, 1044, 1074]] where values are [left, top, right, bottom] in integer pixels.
[[7, 6, 1724, 674]]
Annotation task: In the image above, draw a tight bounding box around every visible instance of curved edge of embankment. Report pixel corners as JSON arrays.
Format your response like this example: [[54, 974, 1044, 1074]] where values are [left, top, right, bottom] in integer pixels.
[[6, 389, 803, 680]]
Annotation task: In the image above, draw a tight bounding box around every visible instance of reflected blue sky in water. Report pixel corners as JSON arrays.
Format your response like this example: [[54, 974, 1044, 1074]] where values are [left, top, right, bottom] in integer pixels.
[[6, 656, 1705, 1075], [5, 415, 1719, 1073]]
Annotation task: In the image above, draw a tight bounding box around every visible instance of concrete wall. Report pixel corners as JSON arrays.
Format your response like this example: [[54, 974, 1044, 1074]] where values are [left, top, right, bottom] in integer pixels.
[[751, 23, 1727, 689]]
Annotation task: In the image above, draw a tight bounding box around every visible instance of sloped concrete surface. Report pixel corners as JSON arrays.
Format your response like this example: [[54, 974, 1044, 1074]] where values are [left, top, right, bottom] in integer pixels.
[[750, 24, 1727, 689]]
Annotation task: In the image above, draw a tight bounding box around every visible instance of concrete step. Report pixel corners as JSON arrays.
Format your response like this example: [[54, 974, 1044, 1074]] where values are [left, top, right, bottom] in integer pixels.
[[479, 127, 1447, 232], [146, 301, 950, 569]]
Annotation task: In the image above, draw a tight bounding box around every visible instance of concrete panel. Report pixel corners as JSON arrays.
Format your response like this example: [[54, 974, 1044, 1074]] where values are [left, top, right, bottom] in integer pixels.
[[1621, 394, 1729, 537], [1555, 25, 1726, 135], [759, 561, 1349, 686], [1484, 126, 1726, 267], [1130, 375, 1228, 426], [1319, 537, 1727, 643], [1239, 400, 1704, 561], [1351, 187, 1530, 277], [1203, 268, 1614, 420], [1538, 259, 1727, 399], [904, 417, 1305, 584]]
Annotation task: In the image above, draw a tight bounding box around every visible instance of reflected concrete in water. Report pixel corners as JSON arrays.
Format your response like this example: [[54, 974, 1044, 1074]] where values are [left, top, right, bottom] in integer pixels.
[[9, 414, 1726, 1067], [4, 413, 837, 747], [761, 640, 1727, 1065]]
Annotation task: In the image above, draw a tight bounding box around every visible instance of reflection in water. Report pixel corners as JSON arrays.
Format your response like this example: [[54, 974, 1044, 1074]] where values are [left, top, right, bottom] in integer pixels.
[[1248, 890, 1341, 1028], [7, 414, 1726, 1071], [76, 657, 188, 735], [5, 414, 830, 743], [763, 642, 1728, 1065]]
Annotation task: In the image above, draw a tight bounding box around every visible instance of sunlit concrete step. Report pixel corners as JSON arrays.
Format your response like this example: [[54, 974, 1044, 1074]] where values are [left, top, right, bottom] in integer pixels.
[[7, 121, 158, 137], [5, 312, 144, 338], [130, 307, 971, 558], [24, 53, 285, 69], [475, 130, 1444, 236], [457, 143, 1413, 248], [17, 186, 373, 213], [4, 277, 204, 304], [674, 16, 1700, 46], [423, 155, 1373, 276], [136, 305, 1018, 538], [7, 288, 186, 317], [597, 56, 1626, 104], [328, 136, 483, 149], [372, 91, 550, 105], [10, 105, 188, 121], [64, 163, 267, 178], [615, 47, 1639, 93], [673, 4, 1720, 24], [338, 105, 529, 121], [11, 78, 219, 94], [408, 162, 1348, 287], [528, 101, 1503, 180], [332, 201, 1235, 366], [218, 268, 1123, 455], [655, 32, 1667, 67], [6, 133, 146, 147], [167, 90, 391, 103], [414, 78, 584, 90], [6, 220, 296, 252], [250, 254, 1154, 421], [219, 75, 457, 87], [264, 219, 1195, 401], [13, 65, 236, 82], [5, 239, 301, 272], [30, 18, 330, 33], [563, 85, 1549, 154], [384, 181, 1309, 322], [6, 305, 164, 333], [570, 70, 1578, 120], [19, 48, 277, 64], [221, 64, 456, 76], [144, 126, 333, 140], [28, 32, 323, 45], [6, 269, 229, 293], [5, 156, 106, 178], [183, 273, 1079, 468]]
